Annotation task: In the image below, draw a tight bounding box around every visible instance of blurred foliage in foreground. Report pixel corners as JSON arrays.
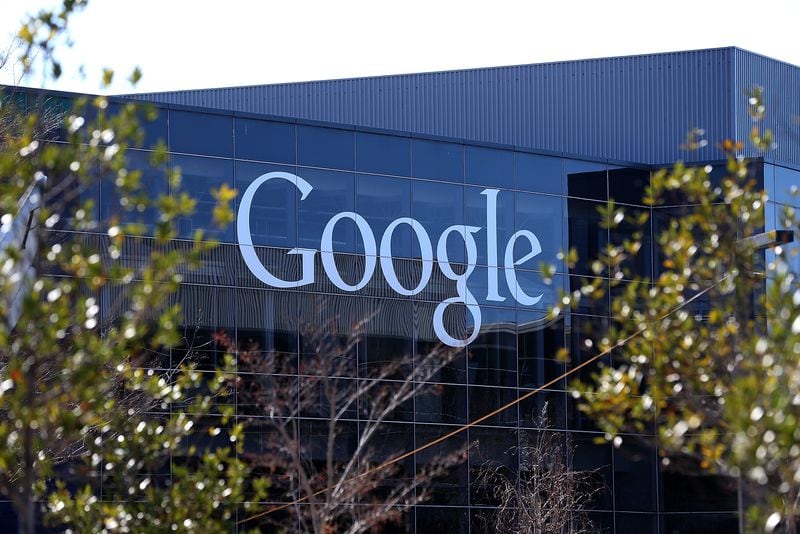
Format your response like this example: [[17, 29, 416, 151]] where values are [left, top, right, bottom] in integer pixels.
[[570, 90, 800, 532], [0, 2, 266, 532]]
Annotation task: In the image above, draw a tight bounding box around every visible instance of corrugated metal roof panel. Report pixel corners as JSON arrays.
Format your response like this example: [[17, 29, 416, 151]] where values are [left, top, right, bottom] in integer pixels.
[[125, 48, 800, 166]]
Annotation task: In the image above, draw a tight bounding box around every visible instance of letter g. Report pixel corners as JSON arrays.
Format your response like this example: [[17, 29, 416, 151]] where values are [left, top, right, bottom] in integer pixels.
[[237, 171, 316, 288]]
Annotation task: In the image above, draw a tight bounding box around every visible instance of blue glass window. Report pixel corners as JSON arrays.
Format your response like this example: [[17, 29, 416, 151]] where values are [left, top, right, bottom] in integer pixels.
[[235, 161, 298, 248], [566, 159, 606, 200], [355, 174, 412, 257], [412, 180, 465, 262], [465, 145, 513, 188], [775, 165, 800, 207], [169, 110, 233, 157], [171, 154, 235, 242], [516, 152, 563, 194], [297, 168, 355, 252], [412, 138, 463, 182], [355, 132, 410, 176], [235, 118, 295, 164], [297, 125, 354, 170], [515, 191, 564, 270]]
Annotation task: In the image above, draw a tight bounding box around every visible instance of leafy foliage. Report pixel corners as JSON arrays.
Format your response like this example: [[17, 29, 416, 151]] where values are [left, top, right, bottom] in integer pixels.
[[571, 100, 800, 531]]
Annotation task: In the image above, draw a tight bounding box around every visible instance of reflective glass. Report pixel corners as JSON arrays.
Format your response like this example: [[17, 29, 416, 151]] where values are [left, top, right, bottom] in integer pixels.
[[567, 198, 608, 276], [465, 145, 513, 188], [297, 125, 354, 170], [172, 155, 235, 242], [515, 191, 564, 270], [565, 159, 606, 200], [775, 165, 800, 207], [415, 426, 469, 506], [235, 161, 297, 248], [169, 110, 233, 157], [412, 180, 465, 262], [355, 131, 410, 176], [517, 311, 565, 388], [412, 138, 464, 182], [467, 306, 517, 386], [614, 441, 657, 511], [297, 168, 355, 252], [355, 174, 412, 257], [515, 152, 563, 194], [466, 185, 514, 267], [416, 506, 469, 532], [469, 426, 517, 505], [235, 118, 295, 163], [608, 167, 650, 205]]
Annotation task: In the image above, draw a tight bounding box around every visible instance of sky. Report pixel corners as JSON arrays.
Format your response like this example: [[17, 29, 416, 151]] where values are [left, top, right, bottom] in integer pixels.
[[2, 0, 800, 95]]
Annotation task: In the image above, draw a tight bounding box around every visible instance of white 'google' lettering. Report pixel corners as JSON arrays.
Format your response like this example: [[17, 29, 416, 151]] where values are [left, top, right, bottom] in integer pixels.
[[237, 171, 543, 348]]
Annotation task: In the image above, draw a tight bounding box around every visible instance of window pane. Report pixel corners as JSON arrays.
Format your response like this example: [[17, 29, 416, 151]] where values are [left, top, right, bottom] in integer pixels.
[[297, 168, 355, 252], [356, 131, 410, 176], [566, 159, 606, 200], [412, 138, 464, 183], [608, 167, 650, 205], [515, 152, 562, 194], [515, 191, 564, 270], [235, 161, 297, 248], [297, 125, 354, 170], [235, 118, 295, 164], [412, 180, 465, 263], [465, 145, 513, 188], [356, 174, 412, 257], [170, 110, 233, 157]]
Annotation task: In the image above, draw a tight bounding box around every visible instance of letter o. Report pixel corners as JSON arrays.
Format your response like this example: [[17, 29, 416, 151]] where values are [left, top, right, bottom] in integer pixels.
[[320, 212, 377, 291], [380, 217, 432, 296]]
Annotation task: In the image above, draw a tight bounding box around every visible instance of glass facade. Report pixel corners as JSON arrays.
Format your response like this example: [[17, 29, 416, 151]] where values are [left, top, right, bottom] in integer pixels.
[[40, 96, 755, 532]]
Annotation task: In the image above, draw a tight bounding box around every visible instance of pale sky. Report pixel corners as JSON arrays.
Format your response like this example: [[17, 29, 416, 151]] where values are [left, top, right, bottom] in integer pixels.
[[2, 0, 800, 95]]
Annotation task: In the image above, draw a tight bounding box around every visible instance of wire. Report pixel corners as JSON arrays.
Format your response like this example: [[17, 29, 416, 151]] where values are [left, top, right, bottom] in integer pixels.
[[239, 276, 726, 526]]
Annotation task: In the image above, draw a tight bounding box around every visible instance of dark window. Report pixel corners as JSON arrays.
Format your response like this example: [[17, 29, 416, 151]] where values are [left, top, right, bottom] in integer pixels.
[[412, 138, 464, 183], [172, 154, 235, 242], [516, 152, 563, 194], [608, 167, 650, 205], [415, 383, 467, 424], [415, 426, 469, 506], [567, 198, 608, 277], [614, 440, 658, 512], [468, 386, 518, 426], [566, 159, 606, 200], [297, 125, 354, 170], [571, 432, 614, 510], [518, 311, 566, 388], [416, 506, 469, 532], [467, 306, 517, 387], [465, 145, 513, 189], [355, 131, 410, 176], [469, 426, 517, 505], [234, 118, 295, 164], [169, 110, 232, 157]]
